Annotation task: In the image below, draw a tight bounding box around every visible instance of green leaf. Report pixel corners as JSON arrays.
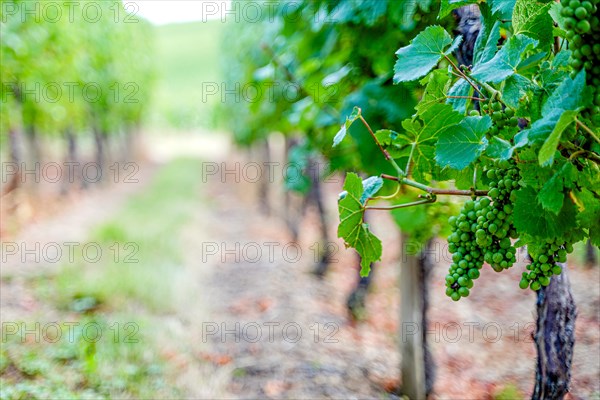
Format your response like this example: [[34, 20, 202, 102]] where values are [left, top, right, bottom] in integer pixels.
[[574, 188, 600, 246], [512, 0, 553, 50], [489, 0, 517, 18], [513, 186, 578, 239], [416, 69, 451, 115], [541, 70, 588, 116], [503, 74, 533, 108], [473, 4, 502, 65], [438, 0, 477, 19], [515, 108, 562, 146], [538, 110, 577, 166], [471, 35, 538, 83], [360, 176, 384, 204], [333, 106, 361, 147], [435, 116, 492, 170], [486, 136, 514, 160], [375, 129, 412, 159], [402, 103, 464, 182], [446, 78, 471, 113], [549, 2, 567, 30], [537, 162, 578, 215], [394, 26, 462, 83], [537, 172, 565, 215], [337, 173, 382, 275]]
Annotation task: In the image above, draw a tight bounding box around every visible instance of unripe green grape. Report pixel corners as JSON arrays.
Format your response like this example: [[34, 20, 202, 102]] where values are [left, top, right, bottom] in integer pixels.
[[519, 279, 529, 289], [576, 19, 591, 33], [468, 269, 480, 279], [552, 265, 562, 275], [575, 7, 588, 18], [566, 243, 574, 253]]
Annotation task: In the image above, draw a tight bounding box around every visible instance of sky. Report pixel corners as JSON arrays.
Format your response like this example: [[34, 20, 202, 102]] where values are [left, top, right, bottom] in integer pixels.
[[130, 0, 233, 25]]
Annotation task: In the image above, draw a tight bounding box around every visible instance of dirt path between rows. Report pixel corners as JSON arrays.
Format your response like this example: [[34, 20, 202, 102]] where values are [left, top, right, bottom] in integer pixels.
[[0, 162, 159, 324]]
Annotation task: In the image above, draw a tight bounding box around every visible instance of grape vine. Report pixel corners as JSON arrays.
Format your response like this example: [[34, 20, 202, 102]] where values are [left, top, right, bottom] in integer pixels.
[[333, 0, 599, 301]]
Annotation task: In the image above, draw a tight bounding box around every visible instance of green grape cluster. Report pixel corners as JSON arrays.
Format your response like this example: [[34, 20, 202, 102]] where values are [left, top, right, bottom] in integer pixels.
[[445, 202, 484, 301], [519, 240, 574, 291], [561, 0, 600, 120], [480, 99, 519, 138], [445, 161, 519, 301]]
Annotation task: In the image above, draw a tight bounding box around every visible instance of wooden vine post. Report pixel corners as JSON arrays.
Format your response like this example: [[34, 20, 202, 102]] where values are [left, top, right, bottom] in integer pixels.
[[533, 263, 577, 400], [399, 235, 434, 399]]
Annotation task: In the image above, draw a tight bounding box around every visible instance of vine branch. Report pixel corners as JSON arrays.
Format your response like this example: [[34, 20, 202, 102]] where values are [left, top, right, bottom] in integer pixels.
[[381, 174, 488, 197]]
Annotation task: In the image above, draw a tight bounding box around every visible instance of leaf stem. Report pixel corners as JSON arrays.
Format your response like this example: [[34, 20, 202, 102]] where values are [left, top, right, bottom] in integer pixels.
[[405, 143, 416, 177], [381, 174, 489, 196], [576, 119, 600, 144], [365, 198, 435, 210], [358, 115, 405, 176], [447, 95, 486, 102], [443, 54, 486, 99]]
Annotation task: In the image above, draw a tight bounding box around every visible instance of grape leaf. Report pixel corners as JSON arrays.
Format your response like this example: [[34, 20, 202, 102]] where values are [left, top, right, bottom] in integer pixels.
[[337, 172, 382, 276], [486, 136, 514, 160], [438, 0, 478, 19], [537, 173, 565, 215], [473, 4, 501, 66], [360, 176, 384, 204], [541, 69, 588, 116], [573, 188, 600, 246], [446, 78, 471, 113], [375, 129, 412, 159], [514, 108, 562, 146], [517, 71, 587, 147], [538, 110, 576, 166], [489, 0, 517, 18], [512, 0, 553, 50], [503, 74, 533, 108], [513, 186, 578, 239], [435, 115, 492, 170], [402, 103, 464, 182], [417, 69, 450, 114], [333, 106, 361, 146], [394, 26, 462, 83], [471, 35, 538, 83]]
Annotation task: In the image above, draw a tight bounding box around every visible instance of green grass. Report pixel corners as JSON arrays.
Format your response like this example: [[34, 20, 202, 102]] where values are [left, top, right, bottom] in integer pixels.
[[45, 158, 203, 312], [149, 20, 226, 129], [1, 316, 178, 399], [1, 158, 205, 399]]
